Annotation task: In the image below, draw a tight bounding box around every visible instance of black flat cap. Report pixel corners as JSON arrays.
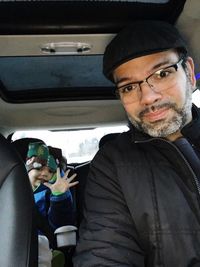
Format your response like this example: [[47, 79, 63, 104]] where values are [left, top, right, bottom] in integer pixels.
[[103, 20, 187, 82]]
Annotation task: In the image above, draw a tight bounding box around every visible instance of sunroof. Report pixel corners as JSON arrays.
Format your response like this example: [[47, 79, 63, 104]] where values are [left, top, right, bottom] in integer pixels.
[[0, 55, 112, 91], [0, 0, 188, 103], [0, 54, 115, 103]]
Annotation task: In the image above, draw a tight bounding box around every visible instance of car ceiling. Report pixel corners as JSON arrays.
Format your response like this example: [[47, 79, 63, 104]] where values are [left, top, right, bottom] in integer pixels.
[[0, 0, 199, 136]]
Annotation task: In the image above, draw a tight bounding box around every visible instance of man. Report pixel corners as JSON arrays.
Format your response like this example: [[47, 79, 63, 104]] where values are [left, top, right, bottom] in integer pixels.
[[73, 20, 200, 266]]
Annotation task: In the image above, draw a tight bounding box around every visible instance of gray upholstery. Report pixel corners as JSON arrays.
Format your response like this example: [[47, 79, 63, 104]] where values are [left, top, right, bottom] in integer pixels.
[[0, 134, 38, 266]]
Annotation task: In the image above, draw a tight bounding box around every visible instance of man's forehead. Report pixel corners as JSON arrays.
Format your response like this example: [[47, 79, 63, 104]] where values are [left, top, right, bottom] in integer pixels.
[[113, 50, 179, 83]]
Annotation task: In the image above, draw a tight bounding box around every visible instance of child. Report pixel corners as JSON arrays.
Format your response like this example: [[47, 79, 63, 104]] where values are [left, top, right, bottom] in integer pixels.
[[26, 141, 78, 231], [26, 142, 78, 266]]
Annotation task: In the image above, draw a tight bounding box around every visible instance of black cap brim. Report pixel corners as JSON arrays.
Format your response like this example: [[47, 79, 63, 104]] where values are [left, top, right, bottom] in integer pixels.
[[103, 20, 187, 82]]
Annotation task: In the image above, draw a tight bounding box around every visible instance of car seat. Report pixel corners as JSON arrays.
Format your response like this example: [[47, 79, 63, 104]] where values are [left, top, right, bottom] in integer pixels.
[[74, 161, 90, 229], [10, 137, 45, 162], [0, 134, 38, 266]]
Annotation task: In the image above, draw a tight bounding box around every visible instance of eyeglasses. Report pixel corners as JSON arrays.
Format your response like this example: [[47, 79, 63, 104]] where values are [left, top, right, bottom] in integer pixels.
[[116, 57, 185, 103]]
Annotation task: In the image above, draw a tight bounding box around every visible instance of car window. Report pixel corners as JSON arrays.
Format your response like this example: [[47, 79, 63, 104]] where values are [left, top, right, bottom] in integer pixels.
[[12, 125, 129, 164], [192, 88, 200, 107]]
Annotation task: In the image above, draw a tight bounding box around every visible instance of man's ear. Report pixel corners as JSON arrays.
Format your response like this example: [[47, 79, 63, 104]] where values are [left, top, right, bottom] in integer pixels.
[[186, 57, 196, 90]]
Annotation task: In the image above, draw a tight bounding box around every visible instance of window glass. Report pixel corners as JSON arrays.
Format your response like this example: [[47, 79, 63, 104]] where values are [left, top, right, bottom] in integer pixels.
[[12, 125, 129, 163], [192, 89, 200, 107], [0, 55, 112, 91]]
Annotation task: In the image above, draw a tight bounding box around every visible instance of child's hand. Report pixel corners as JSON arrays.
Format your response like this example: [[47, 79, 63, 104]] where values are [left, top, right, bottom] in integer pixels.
[[44, 168, 78, 194]]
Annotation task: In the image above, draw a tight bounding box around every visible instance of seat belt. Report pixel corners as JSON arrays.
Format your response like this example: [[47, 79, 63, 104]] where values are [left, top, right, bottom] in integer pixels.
[[174, 137, 200, 182]]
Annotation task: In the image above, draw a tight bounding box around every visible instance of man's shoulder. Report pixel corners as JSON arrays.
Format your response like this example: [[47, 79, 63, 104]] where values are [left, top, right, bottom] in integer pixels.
[[99, 130, 132, 150], [97, 130, 140, 161]]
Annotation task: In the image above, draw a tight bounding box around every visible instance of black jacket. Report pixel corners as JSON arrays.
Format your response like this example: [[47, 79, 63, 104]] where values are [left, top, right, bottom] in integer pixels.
[[74, 105, 200, 267]]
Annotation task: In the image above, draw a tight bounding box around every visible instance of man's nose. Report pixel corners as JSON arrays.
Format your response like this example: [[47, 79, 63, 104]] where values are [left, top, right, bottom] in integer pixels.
[[139, 81, 162, 105]]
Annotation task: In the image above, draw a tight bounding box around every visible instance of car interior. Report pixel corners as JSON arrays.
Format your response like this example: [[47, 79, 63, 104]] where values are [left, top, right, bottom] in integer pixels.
[[0, 0, 200, 266]]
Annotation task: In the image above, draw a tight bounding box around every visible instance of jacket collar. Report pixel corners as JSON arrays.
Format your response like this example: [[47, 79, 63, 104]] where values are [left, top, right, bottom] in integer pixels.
[[129, 122, 151, 143]]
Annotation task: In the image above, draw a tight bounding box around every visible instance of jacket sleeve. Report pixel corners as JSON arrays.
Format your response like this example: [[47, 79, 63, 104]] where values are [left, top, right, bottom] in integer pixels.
[[73, 146, 145, 267], [48, 190, 75, 230]]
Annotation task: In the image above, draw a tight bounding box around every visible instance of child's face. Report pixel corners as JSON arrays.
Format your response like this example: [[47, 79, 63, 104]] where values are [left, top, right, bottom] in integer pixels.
[[28, 168, 42, 188], [28, 156, 55, 188], [39, 166, 55, 182]]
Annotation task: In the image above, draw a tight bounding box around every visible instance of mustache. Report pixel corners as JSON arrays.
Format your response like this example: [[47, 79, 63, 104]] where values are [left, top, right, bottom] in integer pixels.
[[139, 102, 177, 118]]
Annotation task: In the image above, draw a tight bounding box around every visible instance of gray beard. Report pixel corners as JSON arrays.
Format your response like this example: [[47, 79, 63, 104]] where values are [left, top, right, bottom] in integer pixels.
[[128, 81, 193, 138]]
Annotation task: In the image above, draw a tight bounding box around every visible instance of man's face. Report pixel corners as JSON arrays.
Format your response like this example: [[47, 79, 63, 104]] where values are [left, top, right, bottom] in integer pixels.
[[113, 50, 196, 140]]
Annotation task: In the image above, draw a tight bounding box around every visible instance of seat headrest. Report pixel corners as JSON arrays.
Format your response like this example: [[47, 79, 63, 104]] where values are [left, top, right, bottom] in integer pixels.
[[11, 137, 45, 162]]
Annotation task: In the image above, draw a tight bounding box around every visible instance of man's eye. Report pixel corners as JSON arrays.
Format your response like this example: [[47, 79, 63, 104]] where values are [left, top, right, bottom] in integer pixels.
[[119, 84, 137, 94], [155, 67, 175, 79], [159, 70, 170, 78]]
